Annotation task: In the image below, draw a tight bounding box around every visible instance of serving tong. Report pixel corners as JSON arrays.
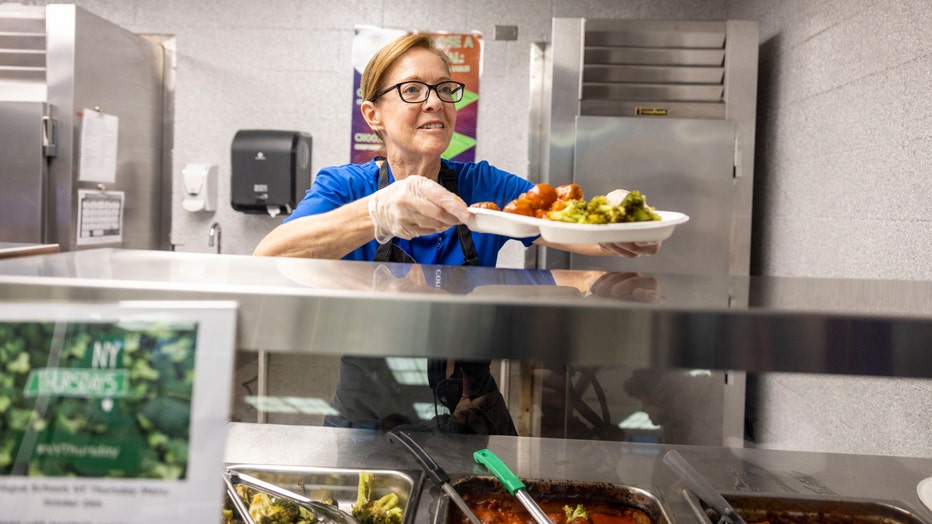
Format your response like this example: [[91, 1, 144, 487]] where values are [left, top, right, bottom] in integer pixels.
[[223, 470, 360, 524], [662, 450, 748, 524], [387, 430, 482, 524]]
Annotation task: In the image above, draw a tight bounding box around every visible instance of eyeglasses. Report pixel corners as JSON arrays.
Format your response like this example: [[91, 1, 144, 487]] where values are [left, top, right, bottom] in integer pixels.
[[370, 81, 466, 104]]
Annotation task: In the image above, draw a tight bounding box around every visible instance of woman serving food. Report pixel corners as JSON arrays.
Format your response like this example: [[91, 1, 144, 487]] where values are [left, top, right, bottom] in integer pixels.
[[253, 33, 660, 263], [253, 32, 662, 433]]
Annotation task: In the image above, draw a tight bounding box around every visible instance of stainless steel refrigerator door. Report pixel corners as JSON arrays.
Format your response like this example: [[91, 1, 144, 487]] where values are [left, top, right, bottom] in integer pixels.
[[45, 4, 168, 251], [570, 115, 737, 275], [0, 101, 48, 243]]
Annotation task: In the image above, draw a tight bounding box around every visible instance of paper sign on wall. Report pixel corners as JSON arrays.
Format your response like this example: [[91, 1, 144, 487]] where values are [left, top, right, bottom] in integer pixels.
[[78, 108, 119, 183]]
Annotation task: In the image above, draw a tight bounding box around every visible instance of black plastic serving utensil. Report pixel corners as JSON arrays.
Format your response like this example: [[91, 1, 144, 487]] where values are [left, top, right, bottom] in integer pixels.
[[387, 430, 482, 524]]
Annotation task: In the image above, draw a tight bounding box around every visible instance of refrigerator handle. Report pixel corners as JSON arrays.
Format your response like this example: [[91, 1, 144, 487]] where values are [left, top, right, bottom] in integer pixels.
[[42, 116, 59, 158]]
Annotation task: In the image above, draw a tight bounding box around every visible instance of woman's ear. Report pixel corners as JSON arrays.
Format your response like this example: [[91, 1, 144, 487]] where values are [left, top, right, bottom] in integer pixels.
[[360, 100, 383, 137]]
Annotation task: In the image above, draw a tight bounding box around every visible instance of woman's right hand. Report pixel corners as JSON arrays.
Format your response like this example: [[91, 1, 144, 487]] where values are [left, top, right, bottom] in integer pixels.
[[368, 176, 470, 243]]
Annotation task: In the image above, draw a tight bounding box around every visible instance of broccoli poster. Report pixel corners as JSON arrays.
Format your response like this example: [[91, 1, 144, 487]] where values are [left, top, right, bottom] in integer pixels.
[[0, 302, 237, 523], [350, 26, 483, 164]]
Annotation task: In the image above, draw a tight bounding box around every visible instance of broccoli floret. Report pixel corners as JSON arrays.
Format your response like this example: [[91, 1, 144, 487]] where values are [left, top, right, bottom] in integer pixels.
[[618, 191, 661, 222], [546, 199, 589, 223], [585, 195, 625, 224], [563, 504, 590, 523], [352, 472, 404, 524], [546, 191, 659, 225], [249, 491, 303, 524]]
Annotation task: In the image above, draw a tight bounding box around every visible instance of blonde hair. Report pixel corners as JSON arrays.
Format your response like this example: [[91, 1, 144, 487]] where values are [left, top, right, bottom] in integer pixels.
[[360, 33, 452, 102]]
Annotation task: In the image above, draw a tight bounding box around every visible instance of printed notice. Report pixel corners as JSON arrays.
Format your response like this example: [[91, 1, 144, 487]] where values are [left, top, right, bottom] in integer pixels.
[[77, 189, 124, 246], [0, 301, 238, 523], [78, 108, 119, 183]]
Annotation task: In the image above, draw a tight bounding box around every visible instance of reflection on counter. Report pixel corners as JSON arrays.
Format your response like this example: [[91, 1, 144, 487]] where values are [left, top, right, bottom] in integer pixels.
[[232, 351, 740, 447]]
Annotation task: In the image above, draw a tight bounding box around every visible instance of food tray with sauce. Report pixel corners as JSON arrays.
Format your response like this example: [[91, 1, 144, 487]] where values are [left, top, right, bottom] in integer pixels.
[[225, 464, 423, 524], [435, 476, 673, 524], [465, 208, 689, 244], [689, 491, 929, 524]]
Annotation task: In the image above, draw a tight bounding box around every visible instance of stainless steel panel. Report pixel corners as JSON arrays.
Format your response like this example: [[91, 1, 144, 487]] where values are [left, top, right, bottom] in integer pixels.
[[691, 492, 928, 524], [226, 464, 422, 524], [537, 18, 585, 270], [438, 476, 673, 524], [224, 425, 932, 524], [0, 249, 930, 378], [584, 64, 724, 84], [0, 33, 45, 50], [585, 20, 727, 48], [723, 21, 759, 275], [0, 5, 46, 100], [570, 116, 736, 275], [585, 47, 725, 66], [0, 50, 45, 68], [583, 82, 724, 101], [580, 99, 725, 119], [0, 101, 47, 243], [45, 5, 166, 251]]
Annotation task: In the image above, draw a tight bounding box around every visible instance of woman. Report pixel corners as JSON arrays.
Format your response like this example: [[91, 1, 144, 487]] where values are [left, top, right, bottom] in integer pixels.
[[253, 32, 660, 263], [254, 33, 660, 434]]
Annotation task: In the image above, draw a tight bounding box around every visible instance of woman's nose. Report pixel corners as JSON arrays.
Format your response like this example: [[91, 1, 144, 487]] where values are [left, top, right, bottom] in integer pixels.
[[422, 88, 444, 109]]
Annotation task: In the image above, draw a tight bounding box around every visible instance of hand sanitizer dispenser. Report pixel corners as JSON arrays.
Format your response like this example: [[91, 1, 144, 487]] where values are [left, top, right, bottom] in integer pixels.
[[231, 130, 312, 217], [182, 163, 218, 212]]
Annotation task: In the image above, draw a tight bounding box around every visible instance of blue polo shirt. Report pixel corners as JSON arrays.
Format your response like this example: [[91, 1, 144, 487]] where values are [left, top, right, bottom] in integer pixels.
[[284, 158, 539, 267]]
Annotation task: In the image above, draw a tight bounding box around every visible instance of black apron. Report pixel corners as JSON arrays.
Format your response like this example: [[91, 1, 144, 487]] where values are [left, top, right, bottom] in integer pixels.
[[366, 159, 516, 435], [372, 158, 479, 266]]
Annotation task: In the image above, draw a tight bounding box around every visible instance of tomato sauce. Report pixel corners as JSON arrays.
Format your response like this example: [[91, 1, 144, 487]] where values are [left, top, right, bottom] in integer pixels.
[[455, 493, 652, 524]]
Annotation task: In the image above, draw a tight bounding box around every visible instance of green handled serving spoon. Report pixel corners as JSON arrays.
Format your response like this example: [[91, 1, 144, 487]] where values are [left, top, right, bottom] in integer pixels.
[[473, 449, 552, 524]]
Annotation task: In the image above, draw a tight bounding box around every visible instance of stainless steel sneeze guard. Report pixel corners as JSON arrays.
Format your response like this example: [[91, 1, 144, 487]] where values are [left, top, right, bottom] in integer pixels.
[[0, 248, 930, 378]]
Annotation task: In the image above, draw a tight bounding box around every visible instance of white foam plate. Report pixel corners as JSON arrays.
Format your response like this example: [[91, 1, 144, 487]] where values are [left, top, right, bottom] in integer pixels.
[[465, 207, 542, 238], [919, 476, 932, 512], [466, 208, 689, 244]]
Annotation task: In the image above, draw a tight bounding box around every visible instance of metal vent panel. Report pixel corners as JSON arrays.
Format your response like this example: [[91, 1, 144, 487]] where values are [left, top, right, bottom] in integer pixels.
[[582, 19, 728, 119], [0, 5, 47, 100], [584, 64, 724, 84], [585, 47, 725, 66]]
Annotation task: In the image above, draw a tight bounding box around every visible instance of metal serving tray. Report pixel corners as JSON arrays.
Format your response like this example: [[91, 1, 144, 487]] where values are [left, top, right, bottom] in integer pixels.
[[435, 476, 673, 524], [687, 491, 929, 524], [225, 464, 423, 524]]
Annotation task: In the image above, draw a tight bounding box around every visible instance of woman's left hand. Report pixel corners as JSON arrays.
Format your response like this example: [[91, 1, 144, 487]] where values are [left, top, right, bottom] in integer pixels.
[[599, 240, 662, 258]]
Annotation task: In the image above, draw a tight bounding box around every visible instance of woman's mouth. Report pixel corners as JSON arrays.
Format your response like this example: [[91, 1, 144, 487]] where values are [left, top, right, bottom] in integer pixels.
[[419, 122, 445, 130]]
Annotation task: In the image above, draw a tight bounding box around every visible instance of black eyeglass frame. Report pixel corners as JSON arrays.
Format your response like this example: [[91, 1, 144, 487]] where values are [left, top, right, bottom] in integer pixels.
[[369, 80, 466, 104]]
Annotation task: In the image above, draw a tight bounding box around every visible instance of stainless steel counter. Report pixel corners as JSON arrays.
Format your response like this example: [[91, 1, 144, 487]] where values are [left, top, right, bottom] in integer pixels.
[[0, 242, 59, 259], [224, 423, 932, 523], [0, 248, 929, 377], [0, 248, 930, 377]]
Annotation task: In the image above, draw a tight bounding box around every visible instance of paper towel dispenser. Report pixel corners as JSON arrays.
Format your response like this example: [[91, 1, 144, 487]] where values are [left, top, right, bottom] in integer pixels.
[[231, 129, 312, 216]]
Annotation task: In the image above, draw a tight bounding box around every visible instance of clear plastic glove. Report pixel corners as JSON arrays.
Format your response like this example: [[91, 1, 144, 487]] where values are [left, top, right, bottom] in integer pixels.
[[368, 176, 470, 243], [599, 240, 662, 257], [586, 272, 664, 304]]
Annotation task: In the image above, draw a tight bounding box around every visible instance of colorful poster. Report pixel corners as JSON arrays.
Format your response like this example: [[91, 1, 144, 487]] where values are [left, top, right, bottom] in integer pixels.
[[350, 26, 483, 164], [0, 301, 237, 523]]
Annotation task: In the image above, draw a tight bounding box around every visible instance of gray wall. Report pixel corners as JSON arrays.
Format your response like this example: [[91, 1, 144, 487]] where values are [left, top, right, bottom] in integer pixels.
[[29, 0, 930, 457], [726, 0, 931, 458]]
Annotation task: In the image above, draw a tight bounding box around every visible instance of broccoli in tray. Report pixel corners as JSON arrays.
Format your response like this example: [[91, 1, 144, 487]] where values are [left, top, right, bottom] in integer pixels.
[[223, 484, 317, 524], [352, 471, 404, 524]]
